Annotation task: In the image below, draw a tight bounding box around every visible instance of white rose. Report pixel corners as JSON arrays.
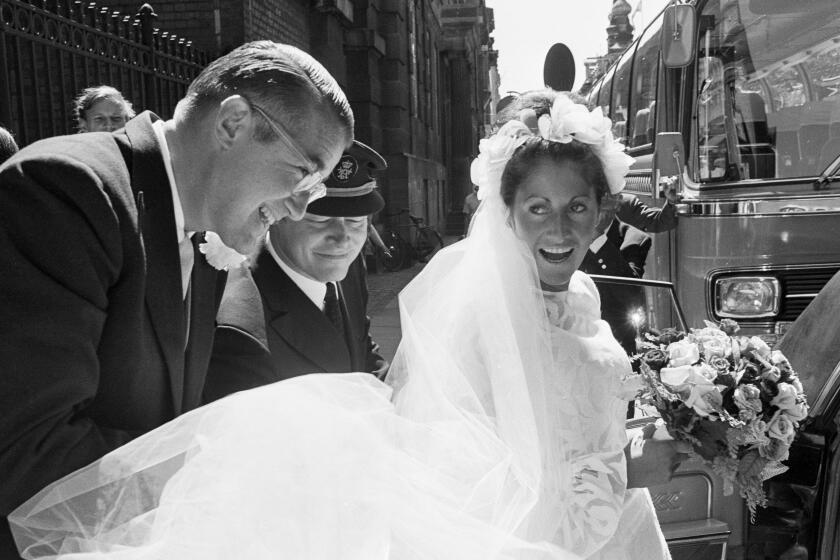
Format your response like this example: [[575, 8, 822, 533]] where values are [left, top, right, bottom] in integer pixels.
[[667, 339, 700, 367], [660, 364, 716, 391], [701, 337, 729, 359], [691, 326, 729, 345], [684, 384, 723, 417], [731, 336, 743, 362], [695, 362, 719, 382], [783, 402, 809, 423], [659, 364, 693, 388], [761, 367, 781, 382], [766, 410, 796, 444], [771, 383, 798, 411], [770, 350, 791, 368], [748, 336, 771, 359]]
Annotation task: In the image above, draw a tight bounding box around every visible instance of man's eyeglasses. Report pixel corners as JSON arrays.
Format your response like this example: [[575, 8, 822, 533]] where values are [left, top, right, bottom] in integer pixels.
[[250, 103, 327, 203]]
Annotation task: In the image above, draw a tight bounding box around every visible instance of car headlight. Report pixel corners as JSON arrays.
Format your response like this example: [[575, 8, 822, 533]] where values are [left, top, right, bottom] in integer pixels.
[[715, 276, 780, 318]]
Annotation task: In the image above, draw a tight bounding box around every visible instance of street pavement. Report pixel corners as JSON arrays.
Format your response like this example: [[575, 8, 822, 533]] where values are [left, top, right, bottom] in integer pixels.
[[366, 235, 460, 362]]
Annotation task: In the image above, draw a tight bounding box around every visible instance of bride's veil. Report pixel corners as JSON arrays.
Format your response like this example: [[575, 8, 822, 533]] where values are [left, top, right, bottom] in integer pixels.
[[8, 121, 579, 560], [386, 119, 576, 545]]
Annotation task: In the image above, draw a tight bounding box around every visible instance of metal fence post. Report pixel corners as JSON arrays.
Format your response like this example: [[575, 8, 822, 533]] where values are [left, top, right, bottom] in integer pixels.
[[137, 3, 157, 111], [0, 22, 13, 130]]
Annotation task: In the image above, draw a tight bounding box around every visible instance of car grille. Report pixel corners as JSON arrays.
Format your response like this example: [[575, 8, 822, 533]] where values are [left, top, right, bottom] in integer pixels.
[[777, 265, 840, 321]]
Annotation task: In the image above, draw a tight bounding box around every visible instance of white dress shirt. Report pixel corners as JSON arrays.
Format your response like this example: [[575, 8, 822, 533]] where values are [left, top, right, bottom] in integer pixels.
[[265, 231, 330, 312], [152, 119, 194, 300]]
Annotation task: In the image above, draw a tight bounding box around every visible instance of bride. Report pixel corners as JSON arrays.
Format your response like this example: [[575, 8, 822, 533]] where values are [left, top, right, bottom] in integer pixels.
[[9, 91, 679, 559]]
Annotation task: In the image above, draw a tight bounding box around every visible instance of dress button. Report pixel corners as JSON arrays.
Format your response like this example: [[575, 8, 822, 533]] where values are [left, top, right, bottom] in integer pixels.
[[601, 264, 607, 270]]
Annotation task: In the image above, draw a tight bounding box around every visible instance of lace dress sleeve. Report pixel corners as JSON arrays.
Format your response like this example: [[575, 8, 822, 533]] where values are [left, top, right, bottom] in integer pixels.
[[559, 436, 628, 557], [546, 272, 633, 558]]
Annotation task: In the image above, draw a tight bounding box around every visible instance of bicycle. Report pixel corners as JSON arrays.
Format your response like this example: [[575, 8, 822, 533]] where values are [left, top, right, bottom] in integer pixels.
[[374, 209, 445, 272]]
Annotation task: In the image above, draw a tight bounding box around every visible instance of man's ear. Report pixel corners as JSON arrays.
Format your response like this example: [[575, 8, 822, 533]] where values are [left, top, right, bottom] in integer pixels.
[[215, 95, 253, 149]]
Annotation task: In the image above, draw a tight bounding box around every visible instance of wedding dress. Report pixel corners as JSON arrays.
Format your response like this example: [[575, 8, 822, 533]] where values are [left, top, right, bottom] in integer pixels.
[[9, 173, 669, 560]]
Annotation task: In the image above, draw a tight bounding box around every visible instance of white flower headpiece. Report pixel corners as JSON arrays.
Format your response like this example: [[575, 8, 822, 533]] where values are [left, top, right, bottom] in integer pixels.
[[470, 95, 635, 200]]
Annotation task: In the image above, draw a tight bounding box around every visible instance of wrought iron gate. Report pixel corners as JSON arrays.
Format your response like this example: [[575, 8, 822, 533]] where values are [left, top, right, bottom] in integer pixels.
[[0, 1, 207, 145]]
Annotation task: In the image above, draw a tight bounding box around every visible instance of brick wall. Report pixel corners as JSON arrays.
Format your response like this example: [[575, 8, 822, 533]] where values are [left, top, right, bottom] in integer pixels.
[[104, 0, 310, 58], [245, 0, 309, 49]]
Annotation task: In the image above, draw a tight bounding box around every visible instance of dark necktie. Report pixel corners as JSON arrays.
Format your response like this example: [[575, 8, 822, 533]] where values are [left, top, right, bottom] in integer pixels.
[[324, 282, 345, 338]]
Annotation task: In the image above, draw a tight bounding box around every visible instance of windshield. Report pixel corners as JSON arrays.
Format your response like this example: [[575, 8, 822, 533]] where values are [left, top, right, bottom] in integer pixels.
[[694, 0, 840, 183]]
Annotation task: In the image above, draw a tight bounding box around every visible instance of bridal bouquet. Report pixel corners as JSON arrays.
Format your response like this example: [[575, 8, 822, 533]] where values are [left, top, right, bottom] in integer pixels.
[[635, 319, 810, 518]]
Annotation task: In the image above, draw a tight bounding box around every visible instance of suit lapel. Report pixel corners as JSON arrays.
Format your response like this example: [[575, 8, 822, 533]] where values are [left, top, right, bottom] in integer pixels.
[[125, 113, 187, 414], [252, 249, 352, 373]]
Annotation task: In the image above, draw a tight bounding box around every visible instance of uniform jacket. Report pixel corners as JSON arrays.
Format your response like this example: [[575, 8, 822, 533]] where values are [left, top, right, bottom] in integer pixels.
[[615, 193, 678, 234], [580, 220, 650, 354], [204, 247, 388, 403], [0, 112, 226, 558]]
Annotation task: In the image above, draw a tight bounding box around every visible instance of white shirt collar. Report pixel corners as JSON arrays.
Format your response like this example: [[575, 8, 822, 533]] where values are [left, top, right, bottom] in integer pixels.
[[151, 120, 191, 242], [265, 231, 329, 311], [589, 232, 609, 253]]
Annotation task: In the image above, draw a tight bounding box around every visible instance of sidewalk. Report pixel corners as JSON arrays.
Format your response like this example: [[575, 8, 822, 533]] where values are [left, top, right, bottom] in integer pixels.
[[366, 235, 460, 362], [366, 262, 423, 362]]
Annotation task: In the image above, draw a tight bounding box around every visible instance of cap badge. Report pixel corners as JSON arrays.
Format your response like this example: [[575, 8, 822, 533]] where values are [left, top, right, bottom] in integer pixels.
[[332, 155, 358, 183]]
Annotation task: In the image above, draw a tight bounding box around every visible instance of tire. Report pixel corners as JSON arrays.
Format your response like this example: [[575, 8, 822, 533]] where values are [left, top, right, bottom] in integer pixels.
[[413, 228, 444, 263], [381, 232, 407, 272]]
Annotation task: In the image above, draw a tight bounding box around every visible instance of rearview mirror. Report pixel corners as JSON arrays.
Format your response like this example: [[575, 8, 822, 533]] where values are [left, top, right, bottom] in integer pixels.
[[661, 3, 696, 68], [654, 133, 684, 176]]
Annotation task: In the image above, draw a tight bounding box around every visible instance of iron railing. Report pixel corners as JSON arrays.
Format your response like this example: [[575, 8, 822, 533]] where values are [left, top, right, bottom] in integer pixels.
[[0, 1, 208, 145]]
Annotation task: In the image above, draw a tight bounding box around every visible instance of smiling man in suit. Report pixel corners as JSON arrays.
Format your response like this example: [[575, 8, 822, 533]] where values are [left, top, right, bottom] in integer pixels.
[[0, 41, 353, 558], [204, 141, 388, 403]]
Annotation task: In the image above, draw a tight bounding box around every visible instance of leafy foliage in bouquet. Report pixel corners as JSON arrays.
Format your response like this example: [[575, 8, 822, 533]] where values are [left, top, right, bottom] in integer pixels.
[[635, 319, 810, 519]]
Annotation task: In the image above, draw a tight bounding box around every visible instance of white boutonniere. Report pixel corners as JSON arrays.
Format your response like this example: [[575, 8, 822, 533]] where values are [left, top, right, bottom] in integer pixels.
[[198, 231, 248, 271]]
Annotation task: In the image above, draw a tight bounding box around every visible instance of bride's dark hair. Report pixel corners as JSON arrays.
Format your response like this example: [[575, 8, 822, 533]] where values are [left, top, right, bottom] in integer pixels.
[[496, 88, 613, 211], [500, 138, 610, 209]]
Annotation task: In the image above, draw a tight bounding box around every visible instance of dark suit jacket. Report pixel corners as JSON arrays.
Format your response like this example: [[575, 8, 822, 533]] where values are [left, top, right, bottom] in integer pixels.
[[615, 193, 678, 234], [581, 220, 650, 355], [204, 248, 387, 403], [0, 112, 226, 558]]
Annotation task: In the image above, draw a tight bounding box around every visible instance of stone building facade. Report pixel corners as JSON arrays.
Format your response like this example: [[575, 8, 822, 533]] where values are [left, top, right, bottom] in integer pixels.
[[105, 0, 498, 233], [580, 0, 636, 95]]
